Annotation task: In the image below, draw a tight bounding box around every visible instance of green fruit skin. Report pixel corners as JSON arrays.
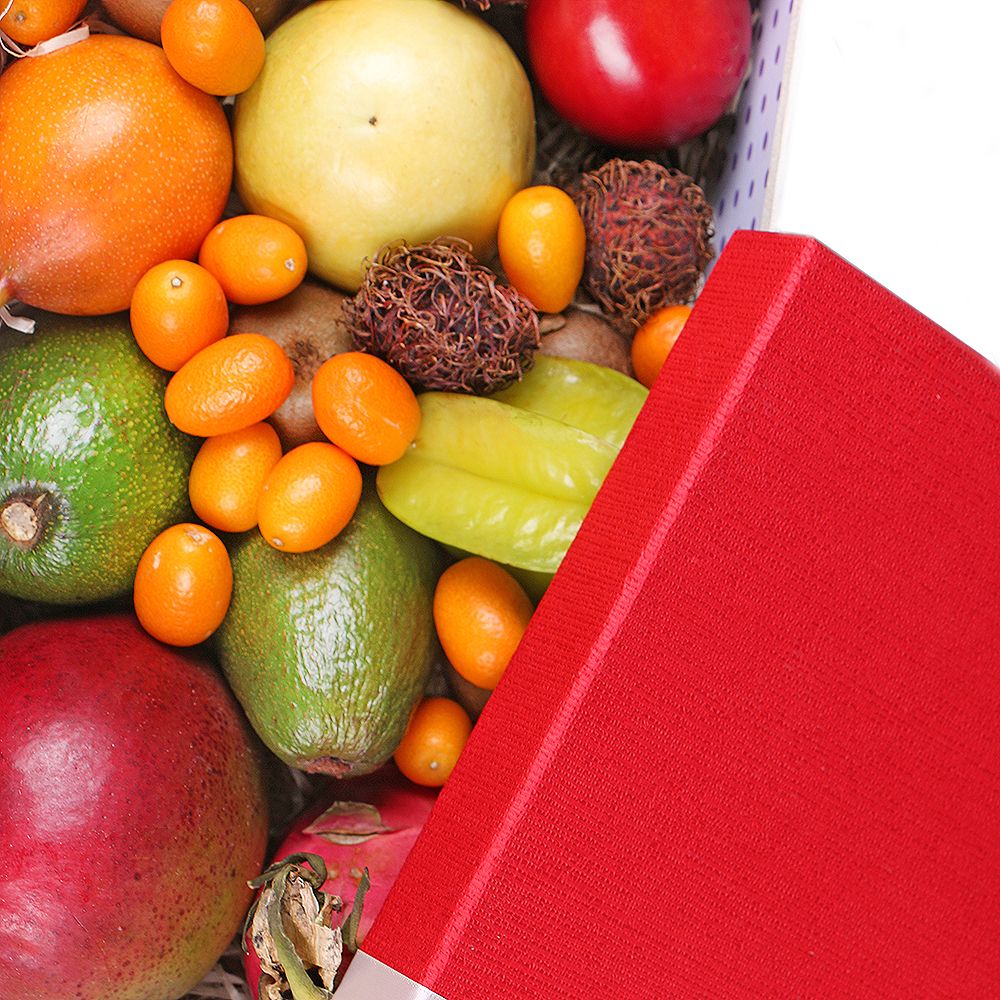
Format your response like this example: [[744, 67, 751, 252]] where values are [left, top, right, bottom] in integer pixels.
[[0, 314, 198, 603], [216, 486, 442, 777], [415, 392, 618, 504]]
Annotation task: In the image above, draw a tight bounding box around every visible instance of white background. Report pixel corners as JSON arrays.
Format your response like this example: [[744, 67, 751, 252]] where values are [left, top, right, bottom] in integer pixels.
[[770, 0, 1000, 368]]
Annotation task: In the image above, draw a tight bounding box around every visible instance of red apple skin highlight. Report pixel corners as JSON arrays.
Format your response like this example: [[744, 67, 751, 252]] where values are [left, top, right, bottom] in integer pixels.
[[526, 0, 752, 147]]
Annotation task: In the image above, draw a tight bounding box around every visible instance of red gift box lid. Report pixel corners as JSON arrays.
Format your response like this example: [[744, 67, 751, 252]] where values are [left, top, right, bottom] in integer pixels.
[[338, 231, 1000, 999]]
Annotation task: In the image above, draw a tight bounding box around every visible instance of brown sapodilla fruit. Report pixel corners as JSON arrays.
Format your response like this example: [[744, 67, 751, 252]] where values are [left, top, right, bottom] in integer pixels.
[[101, 0, 290, 43], [230, 280, 353, 449], [0, 614, 269, 1000], [575, 158, 715, 333]]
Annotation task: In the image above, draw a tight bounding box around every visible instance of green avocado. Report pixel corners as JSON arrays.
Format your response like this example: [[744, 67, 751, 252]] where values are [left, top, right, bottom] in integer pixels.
[[216, 485, 442, 777], [0, 313, 198, 604]]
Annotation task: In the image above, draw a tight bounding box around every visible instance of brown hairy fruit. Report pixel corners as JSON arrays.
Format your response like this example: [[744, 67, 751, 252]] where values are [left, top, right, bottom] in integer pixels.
[[230, 280, 352, 449], [575, 159, 715, 332], [345, 238, 540, 395]]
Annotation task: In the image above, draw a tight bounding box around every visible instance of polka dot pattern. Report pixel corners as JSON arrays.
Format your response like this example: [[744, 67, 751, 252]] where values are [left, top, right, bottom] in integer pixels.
[[709, 0, 794, 257]]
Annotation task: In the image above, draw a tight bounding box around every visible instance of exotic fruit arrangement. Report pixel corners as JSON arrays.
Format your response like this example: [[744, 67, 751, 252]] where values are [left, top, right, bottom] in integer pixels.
[[0, 0, 750, 996]]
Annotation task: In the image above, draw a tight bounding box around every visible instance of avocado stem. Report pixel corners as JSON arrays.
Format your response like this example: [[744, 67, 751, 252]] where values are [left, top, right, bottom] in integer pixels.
[[1, 494, 50, 550]]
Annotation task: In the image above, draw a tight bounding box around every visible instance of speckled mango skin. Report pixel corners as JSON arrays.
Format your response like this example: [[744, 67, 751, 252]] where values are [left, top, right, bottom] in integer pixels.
[[0, 34, 232, 316], [217, 486, 441, 776], [0, 615, 269, 1000], [0, 314, 199, 603]]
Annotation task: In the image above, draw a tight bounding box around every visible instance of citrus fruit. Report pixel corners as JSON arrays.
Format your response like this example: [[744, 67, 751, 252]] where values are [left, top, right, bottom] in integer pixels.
[[0, 35, 232, 316], [433, 557, 534, 691], [312, 352, 421, 466], [133, 522, 234, 646], [161, 0, 266, 96], [630, 304, 693, 388], [497, 184, 586, 314], [0, 0, 85, 45], [393, 697, 472, 787], [164, 333, 295, 437], [130, 260, 230, 371], [199, 214, 307, 305], [256, 442, 362, 553], [188, 422, 282, 533]]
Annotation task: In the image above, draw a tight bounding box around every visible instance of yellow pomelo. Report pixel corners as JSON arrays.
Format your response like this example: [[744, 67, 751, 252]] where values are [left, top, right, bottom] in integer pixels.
[[233, 0, 536, 291]]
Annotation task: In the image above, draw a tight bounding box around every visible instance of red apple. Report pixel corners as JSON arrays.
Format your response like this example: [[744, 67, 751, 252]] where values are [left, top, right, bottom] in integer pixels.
[[526, 0, 752, 147]]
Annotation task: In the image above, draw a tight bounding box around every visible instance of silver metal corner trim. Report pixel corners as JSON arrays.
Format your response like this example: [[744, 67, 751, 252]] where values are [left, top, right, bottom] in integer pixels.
[[333, 951, 447, 1000]]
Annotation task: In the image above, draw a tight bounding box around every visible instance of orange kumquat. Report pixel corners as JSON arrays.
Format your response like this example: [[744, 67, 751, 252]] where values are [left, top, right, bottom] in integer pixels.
[[497, 184, 586, 314], [630, 304, 693, 389], [161, 0, 265, 97], [312, 351, 421, 466], [433, 556, 534, 691], [188, 422, 282, 533], [256, 441, 362, 553], [393, 697, 472, 787], [0, 0, 86, 47], [130, 259, 229, 371], [164, 332, 295, 437], [133, 522, 233, 647], [199, 214, 307, 306]]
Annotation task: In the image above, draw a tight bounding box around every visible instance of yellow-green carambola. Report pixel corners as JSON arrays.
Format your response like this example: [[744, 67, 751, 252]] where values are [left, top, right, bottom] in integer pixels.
[[377, 356, 648, 574]]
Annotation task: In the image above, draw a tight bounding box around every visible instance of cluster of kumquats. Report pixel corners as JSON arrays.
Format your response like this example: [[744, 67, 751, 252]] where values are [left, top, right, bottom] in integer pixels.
[[49, 0, 691, 790], [0, 0, 265, 85], [124, 195, 569, 787], [120, 150, 686, 794]]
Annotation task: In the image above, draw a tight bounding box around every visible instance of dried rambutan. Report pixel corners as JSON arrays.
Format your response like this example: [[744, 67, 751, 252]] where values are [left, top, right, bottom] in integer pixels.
[[575, 159, 715, 333], [344, 238, 540, 395]]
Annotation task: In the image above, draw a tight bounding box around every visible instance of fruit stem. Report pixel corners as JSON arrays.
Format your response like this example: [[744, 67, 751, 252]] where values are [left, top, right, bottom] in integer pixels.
[[1, 494, 51, 550]]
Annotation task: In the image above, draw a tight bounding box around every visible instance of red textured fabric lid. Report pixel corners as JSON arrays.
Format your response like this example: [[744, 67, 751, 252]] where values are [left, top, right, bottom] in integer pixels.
[[363, 232, 1000, 998]]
